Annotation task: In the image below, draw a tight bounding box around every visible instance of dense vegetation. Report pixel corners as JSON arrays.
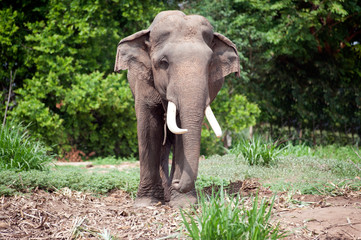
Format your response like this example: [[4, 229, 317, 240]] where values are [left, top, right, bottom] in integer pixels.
[[1, 0, 360, 158], [188, 0, 361, 145]]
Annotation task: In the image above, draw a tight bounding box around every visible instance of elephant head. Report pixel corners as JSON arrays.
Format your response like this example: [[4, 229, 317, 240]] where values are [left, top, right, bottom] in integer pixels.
[[115, 11, 239, 207]]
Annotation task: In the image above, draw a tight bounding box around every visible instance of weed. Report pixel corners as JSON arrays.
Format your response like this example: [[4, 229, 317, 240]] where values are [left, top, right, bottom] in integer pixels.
[[281, 142, 314, 157], [69, 217, 88, 239], [229, 136, 285, 166], [99, 229, 118, 240], [181, 187, 285, 240], [0, 121, 54, 171]]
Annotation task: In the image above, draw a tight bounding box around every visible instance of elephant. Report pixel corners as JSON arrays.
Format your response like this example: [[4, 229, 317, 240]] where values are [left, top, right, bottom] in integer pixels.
[[114, 10, 239, 207]]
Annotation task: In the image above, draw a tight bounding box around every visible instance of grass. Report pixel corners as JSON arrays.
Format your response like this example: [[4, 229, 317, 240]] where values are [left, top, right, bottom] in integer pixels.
[[90, 155, 137, 165], [198, 153, 361, 195], [1, 140, 359, 239], [0, 121, 54, 171], [1, 134, 360, 198], [229, 136, 286, 166], [0, 167, 140, 197], [282, 142, 361, 164], [181, 187, 285, 240]]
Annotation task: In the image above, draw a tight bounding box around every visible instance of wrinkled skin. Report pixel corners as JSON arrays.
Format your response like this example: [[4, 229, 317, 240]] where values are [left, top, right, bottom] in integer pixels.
[[115, 11, 239, 207]]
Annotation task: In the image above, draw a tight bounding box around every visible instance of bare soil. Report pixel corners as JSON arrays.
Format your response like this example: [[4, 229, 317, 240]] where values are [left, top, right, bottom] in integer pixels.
[[1, 162, 360, 239]]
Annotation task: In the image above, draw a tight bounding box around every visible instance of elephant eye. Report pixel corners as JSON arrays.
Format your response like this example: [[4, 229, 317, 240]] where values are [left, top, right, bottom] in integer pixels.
[[159, 57, 169, 70]]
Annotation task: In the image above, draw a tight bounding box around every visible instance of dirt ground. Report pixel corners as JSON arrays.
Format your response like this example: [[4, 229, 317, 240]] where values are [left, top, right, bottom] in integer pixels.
[[1, 162, 360, 239]]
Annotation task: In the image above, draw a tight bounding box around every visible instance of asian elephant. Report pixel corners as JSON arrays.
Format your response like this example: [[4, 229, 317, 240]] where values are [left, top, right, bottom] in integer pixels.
[[114, 10, 239, 207]]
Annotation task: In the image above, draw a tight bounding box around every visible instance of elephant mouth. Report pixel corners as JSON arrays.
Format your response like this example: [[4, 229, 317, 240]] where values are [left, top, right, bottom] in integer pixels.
[[166, 101, 222, 138]]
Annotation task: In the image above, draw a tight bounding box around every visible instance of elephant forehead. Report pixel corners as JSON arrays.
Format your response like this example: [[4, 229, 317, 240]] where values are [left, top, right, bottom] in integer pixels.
[[149, 14, 213, 44]]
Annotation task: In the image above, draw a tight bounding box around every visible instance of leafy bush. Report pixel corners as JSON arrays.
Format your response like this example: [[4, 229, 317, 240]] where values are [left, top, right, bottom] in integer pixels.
[[4, 0, 163, 157], [0, 121, 53, 171], [230, 136, 285, 166], [181, 188, 285, 240], [201, 89, 260, 156], [11, 72, 138, 157]]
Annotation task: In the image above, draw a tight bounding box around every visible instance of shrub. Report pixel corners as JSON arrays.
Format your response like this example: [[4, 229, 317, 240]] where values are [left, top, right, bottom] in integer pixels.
[[229, 136, 285, 166], [0, 121, 54, 171], [201, 88, 260, 156], [11, 72, 138, 157], [181, 188, 285, 240]]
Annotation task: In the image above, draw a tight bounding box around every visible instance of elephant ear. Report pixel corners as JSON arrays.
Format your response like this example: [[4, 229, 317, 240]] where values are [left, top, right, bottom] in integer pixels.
[[114, 30, 151, 92], [209, 32, 240, 102]]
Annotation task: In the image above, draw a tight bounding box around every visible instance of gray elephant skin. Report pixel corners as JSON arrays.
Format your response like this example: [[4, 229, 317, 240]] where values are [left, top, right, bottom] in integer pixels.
[[114, 10, 240, 207]]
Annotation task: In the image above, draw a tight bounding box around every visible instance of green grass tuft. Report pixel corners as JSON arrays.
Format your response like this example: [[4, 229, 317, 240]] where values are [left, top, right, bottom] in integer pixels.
[[181, 187, 286, 240], [0, 121, 54, 171], [229, 136, 285, 166]]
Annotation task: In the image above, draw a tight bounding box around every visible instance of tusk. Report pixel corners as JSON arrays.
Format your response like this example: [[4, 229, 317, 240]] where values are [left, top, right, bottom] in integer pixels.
[[205, 106, 222, 138], [167, 102, 188, 134]]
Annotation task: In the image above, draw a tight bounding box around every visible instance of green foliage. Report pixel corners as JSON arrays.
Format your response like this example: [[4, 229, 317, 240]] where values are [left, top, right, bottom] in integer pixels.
[[2, 0, 361, 156], [181, 189, 285, 240], [0, 121, 54, 171], [201, 89, 260, 156], [230, 136, 285, 166], [187, 0, 361, 143], [2, 0, 168, 157], [12, 72, 137, 156], [0, 167, 140, 197]]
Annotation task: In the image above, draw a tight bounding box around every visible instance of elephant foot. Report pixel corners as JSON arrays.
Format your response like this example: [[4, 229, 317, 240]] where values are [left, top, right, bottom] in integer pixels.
[[134, 197, 164, 207], [134, 183, 164, 207], [168, 188, 197, 208]]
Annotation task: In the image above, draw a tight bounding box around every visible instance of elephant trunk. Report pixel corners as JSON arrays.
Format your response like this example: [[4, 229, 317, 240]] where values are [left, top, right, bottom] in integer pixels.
[[168, 81, 208, 193], [174, 107, 204, 193]]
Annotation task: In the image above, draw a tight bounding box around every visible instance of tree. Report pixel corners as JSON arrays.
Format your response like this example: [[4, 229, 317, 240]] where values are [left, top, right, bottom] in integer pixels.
[[187, 0, 361, 144], [3, 0, 169, 157]]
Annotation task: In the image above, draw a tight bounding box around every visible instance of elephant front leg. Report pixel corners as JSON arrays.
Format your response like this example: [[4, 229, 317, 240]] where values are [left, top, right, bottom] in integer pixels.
[[169, 134, 197, 207], [134, 103, 165, 207]]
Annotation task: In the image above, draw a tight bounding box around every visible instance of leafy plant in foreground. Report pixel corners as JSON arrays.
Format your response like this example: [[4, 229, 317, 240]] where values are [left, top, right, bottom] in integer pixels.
[[0, 121, 53, 171], [230, 136, 285, 166], [181, 188, 285, 240]]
